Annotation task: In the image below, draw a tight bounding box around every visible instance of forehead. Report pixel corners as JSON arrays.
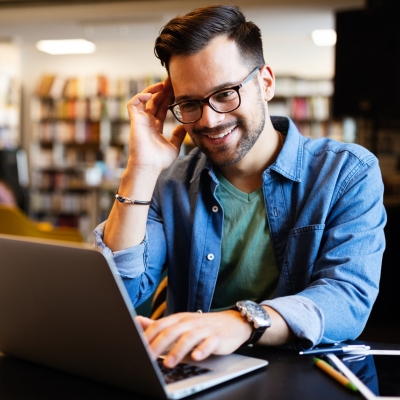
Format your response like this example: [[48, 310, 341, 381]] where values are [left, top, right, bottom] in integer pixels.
[[169, 36, 249, 99]]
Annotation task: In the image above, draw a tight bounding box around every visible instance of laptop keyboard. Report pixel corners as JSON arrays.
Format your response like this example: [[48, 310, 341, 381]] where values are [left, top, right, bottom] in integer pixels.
[[157, 358, 212, 384]]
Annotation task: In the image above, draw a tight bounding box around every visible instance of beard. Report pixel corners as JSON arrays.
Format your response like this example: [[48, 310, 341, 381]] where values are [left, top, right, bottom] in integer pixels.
[[189, 86, 266, 167]]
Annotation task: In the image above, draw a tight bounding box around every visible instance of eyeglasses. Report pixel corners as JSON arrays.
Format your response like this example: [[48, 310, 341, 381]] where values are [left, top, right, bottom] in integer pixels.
[[168, 66, 262, 124]]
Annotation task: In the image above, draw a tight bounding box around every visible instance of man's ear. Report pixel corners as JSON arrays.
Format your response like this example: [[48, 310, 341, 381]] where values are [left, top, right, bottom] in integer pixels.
[[260, 65, 275, 102]]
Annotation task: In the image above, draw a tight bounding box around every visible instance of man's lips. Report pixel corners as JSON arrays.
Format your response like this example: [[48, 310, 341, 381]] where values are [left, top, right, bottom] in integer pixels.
[[203, 126, 235, 139], [193, 124, 237, 141]]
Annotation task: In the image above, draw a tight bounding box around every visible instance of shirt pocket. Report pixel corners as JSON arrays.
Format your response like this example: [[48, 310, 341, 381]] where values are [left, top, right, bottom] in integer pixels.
[[283, 224, 325, 295]]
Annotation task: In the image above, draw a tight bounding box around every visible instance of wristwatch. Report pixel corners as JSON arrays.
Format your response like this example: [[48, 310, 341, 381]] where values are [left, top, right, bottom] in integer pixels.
[[235, 300, 271, 346]]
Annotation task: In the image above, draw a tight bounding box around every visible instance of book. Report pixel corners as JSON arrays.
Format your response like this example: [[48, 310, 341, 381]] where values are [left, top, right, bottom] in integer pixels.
[[36, 75, 55, 97]]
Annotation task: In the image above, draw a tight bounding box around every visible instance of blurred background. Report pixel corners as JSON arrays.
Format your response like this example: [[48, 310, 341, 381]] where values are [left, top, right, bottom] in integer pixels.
[[0, 0, 399, 336], [0, 0, 369, 238]]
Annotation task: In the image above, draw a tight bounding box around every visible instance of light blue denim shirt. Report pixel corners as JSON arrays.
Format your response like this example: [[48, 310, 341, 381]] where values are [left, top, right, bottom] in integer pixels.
[[95, 116, 386, 349]]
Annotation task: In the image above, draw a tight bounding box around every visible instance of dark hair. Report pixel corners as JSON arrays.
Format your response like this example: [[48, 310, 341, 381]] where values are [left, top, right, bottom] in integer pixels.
[[154, 5, 265, 73]]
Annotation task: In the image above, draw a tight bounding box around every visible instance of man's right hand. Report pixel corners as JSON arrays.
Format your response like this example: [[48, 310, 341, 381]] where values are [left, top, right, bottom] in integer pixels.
[[103, 78, 186, 251], [126, 77, 187, 176]]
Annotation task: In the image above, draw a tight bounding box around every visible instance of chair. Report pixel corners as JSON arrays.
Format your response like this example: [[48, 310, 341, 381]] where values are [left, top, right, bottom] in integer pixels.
[[150, 276, 168, 320], [0, 205, 83, 243]]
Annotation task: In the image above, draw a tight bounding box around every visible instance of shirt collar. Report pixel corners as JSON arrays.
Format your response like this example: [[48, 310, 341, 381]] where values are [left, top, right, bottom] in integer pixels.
[[189, 116, 304, 184], [270, 116, 303, 182], [189, 152, 212, 183]]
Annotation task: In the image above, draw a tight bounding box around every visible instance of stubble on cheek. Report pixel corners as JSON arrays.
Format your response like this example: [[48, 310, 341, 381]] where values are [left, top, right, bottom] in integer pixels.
[[189, 119, 245, 166], [189, 86, 266, 167]]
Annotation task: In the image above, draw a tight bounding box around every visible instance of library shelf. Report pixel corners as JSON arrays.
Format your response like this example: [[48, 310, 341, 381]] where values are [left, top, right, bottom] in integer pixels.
[[29, 74, 167, 241], [29, 74, 356, 241]]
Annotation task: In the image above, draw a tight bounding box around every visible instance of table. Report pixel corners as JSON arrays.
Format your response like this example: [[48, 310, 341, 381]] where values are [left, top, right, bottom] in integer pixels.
[[0, 341, 399, 399]]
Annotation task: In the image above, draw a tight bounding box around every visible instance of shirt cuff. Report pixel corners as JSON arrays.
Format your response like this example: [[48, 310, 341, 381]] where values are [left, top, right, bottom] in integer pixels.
[[93, 221, 147, 278], [261, 295, 324, 350]]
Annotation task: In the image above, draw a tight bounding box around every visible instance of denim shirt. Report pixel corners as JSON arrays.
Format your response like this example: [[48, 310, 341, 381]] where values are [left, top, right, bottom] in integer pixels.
[[95, 116, 386, 349]]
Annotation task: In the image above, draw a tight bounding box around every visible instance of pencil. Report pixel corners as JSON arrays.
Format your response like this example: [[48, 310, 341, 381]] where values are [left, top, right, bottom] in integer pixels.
[[314, 357, 358, 392]]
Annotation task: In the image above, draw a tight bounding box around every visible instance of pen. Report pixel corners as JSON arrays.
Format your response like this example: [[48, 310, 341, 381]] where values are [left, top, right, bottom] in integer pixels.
[[299, 344, 370, 355], [313, 357, 358, 392]]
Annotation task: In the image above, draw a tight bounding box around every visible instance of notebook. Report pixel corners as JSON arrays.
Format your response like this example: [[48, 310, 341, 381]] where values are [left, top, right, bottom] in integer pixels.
[[0, 234, 268, 399]]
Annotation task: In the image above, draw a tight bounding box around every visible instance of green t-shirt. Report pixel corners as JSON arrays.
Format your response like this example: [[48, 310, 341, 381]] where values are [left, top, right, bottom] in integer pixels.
[[210, 169, 280, 311]]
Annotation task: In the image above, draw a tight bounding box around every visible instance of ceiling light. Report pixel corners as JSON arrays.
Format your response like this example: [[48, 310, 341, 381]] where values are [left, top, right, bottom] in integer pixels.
[[36, 39, 96, 55], [311, 30, 337, 47]]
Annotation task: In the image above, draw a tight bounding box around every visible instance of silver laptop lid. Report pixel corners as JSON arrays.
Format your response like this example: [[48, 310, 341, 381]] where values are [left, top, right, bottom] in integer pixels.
[[0, 234, 167, 399], [0, 235, 268, 399]]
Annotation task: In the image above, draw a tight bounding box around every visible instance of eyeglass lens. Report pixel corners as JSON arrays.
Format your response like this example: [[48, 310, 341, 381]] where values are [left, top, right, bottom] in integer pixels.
[[173, 88, 240, 123]]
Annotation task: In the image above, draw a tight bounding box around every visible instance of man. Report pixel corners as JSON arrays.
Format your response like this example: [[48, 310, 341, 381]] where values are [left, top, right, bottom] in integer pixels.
[[95, 5, 386, 368]]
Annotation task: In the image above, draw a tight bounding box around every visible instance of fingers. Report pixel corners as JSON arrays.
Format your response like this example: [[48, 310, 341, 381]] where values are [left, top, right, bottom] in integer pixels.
[[191, 335, 220, 361], [145, 313, 204, 365], [164, 329, 221, 368], [142, 81, 164, 94], [127, 92, 152, 121], [126, 82, 164, 121], [147, 77, 174, 121], [136, 315, 154, 330], [144, 311, 253, 368], [144, 313, 183, 342], [169, 125, 187, 151], [126, 79, 174, 129], [145, 313, 228, 368]]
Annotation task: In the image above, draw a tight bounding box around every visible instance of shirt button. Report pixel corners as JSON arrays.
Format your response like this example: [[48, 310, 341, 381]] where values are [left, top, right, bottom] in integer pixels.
[[206, 253, 214, 261], [212, 206, 218, 212]]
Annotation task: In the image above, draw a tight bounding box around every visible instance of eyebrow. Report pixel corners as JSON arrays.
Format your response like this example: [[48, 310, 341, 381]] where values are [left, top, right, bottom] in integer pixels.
[[174, 80, 240, 103]]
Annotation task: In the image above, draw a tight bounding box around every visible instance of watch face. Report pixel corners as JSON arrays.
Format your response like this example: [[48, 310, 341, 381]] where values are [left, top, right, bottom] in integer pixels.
[[240, 301, 271, 329], [245, 302, 265, 317]]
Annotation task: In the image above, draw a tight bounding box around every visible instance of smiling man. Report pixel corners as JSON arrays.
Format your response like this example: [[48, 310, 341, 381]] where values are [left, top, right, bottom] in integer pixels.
[[95, 5, 386, 368]]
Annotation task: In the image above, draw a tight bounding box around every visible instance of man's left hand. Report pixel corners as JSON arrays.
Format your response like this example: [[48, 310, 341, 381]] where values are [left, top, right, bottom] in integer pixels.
[[136, 311, 252, 368]]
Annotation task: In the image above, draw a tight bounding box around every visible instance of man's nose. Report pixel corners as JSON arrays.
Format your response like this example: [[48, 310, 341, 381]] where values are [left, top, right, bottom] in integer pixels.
[[197, 103, 226, 127]]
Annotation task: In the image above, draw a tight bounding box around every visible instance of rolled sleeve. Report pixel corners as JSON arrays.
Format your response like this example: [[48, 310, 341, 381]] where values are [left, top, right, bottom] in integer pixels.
[[93, 220, 147, 278], [262, 295, 324, 350], [291, 157, 385, 345]]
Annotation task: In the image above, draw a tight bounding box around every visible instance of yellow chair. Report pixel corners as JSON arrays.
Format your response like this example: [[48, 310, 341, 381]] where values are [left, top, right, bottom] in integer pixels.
[[0, 205, 83, 243], [150, 276, 168, 320]]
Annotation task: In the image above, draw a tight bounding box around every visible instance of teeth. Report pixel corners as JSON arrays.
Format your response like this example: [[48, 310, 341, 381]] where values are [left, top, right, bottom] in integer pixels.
[[206, 128, 234, 139]]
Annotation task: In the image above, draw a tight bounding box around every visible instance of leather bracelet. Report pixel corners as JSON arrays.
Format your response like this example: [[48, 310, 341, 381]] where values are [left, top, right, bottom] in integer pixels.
[[115, 191, 152, 205]]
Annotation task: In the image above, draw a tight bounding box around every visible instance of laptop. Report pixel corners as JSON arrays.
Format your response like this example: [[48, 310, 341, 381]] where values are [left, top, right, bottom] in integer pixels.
[[0, 234, 268, 399]]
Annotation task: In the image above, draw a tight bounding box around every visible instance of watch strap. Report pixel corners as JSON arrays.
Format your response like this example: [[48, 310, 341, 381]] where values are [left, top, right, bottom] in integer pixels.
[[242, 327, 265, 346], [233, 301, 271, 346]]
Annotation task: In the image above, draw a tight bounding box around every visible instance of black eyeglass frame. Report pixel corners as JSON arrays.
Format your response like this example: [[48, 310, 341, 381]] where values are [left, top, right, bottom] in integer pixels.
[[168, 65, 262, 124]]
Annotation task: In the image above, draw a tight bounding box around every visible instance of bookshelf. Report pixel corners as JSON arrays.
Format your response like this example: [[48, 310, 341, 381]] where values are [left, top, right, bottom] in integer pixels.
[[29, 74, 353, 241], [270, 76, 356, 143], [29, 74, 169, 242], [0, 43, 20, 149]]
